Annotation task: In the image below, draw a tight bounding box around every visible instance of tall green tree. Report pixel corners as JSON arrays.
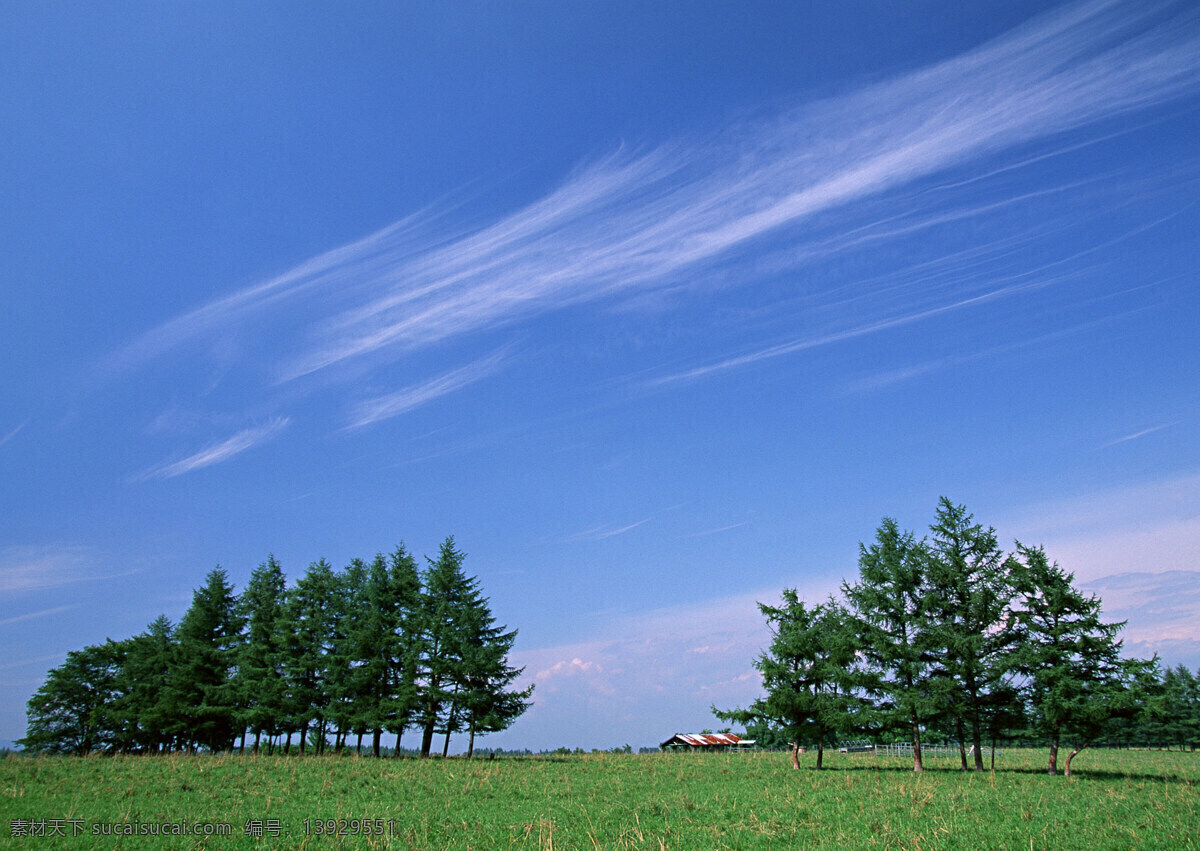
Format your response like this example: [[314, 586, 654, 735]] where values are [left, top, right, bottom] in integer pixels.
[[167, 568, 243, 752], [19, 640, 128, 754], [235, 555, 288, 753], [1011, 543, 1126, 774], [279, 558, 339, 755], [455, 587, 533, 758], [924, 499, 1020, 771], [377, 546, 423, 757], [111, 615, 176, 752], [843, 517, 937, 772], [414, 537, 480, 758], [716, 593, 863, 769]]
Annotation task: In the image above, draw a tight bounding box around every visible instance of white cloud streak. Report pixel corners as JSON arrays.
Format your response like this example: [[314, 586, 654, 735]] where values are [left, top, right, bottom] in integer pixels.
[[0, 546, 134, 594], [115, 0, 1200, 389], [0, 605, 79, 628], [345, 349, 509, 429], [136, 417, 291, 480]]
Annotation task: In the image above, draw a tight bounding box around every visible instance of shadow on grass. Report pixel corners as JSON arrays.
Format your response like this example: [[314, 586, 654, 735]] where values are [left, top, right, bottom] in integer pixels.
[[784, 760, 1196, 783]]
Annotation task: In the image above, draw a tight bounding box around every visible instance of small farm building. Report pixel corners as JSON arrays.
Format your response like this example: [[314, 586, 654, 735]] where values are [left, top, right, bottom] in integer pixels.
[[659, 733, 756, 751]]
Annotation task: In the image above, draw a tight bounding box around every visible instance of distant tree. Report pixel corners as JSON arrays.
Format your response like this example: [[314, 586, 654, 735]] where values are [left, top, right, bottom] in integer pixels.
[[1011, 543, 1127, 774], [410, 537, 531, 758], [111, 615, 176, 752], [235, 556, 288, 753], [167, 568, 243, 752], [414, 537, 475, 758], [1150, 664, 1200, 751], [1062, 656, 1159, 777], [843, 518, 938, 772], [380, 546, 424, 757], [923, 499, 1020, 771], [20, 640, 127, 754], [279, 559, 339, 755], [455, 591, 533, 758], [715, 593, 863, 769]]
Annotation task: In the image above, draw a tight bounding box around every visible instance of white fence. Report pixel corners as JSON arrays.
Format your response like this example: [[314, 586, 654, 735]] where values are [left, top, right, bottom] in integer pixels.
[[875, 742, 1003, 759]]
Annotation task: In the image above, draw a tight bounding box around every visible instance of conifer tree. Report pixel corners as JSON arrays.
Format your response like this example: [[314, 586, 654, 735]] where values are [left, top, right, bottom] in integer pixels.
[[235, 556, 288, 753], [20, 640, 127, 754], [923, 499, 1020, 771], [167, 568, 243, 752], [279, 558, 339, 755], [843, 518, 937, 771], [1011, 543, 1128, 773], [716, 593, 863, 769], [111, 615, 176, 752]]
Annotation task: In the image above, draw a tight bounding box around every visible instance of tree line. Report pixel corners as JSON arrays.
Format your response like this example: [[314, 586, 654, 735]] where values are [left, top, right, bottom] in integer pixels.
[[20, 537, 533, 759], [716, 498, 1200, 776]]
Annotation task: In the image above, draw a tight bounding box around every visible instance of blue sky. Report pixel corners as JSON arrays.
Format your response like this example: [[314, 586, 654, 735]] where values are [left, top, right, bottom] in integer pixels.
[[3, 0, 1199, 751]]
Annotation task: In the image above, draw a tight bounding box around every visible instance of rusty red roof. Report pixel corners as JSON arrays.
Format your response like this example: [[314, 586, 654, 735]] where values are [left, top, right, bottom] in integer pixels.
[[660, 733, 748, 747]]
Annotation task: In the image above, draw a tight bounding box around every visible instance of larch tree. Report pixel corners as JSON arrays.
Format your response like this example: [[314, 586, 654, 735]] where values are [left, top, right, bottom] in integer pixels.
[[235, 555, 288, 753], [923, 499, 1020, 771], [167, 568, 243, 753], [1011, 543, 1126, 775], [715, 593, 863, 770], [843, 517, 937, 772]]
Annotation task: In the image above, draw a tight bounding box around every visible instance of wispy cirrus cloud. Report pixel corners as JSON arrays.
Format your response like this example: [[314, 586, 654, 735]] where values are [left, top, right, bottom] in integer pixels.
[[345, 349, 510, 429], [113, 0, 1200, 397], [1099, 421, 1179, 449], [0, 546, 136, 594], [0, 605, 79, 628], [135, 417, 291, 480], [0, 420, 27, 449]]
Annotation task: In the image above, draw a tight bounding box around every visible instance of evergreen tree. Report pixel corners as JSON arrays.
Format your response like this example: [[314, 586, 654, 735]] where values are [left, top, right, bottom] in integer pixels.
[[234, 556, 288, 753], [20, 640, 127, 754], [327, 557, 369, 753], [111, 615, 176, 752], [456, 586, 533, 758], [414, 537, 478, 758], [1011, 543, 1126, 774], [166, 568, 243, 752], [279, 558, 339, 755], [715, 593, 863, 769], [843, 518, 937, 771], [923, 499, 1020, 771], [376, 546, 423, 757]]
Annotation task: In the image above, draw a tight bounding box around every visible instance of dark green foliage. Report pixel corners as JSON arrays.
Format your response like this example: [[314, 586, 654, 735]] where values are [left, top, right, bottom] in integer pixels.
[[19, 640, 127, 754], [414, 537, 532, 758], [922, 498, 1021, 771], [279, 559, 339, 755], [110, 615, 176, 752], [716, 593, 864, 769], [167, 568, 244, 753], [235, 556, 288, 752], [23, 537, 529, 757], [1011, 543, 1127, 774], [843, 518, 937, 771]]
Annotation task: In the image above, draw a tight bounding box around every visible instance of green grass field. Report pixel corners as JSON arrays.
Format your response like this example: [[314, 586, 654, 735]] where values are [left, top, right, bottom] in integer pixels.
[[2, 748, 1196, 849]]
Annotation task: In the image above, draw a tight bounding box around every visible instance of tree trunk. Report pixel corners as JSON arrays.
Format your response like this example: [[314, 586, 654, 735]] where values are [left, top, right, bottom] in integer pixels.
[[970, 714, 984, 771], [955, 719, 968, 770], [816, 729, 825, 770], [420, 719, 436, 758], [253, 730, 261, 754], [790, 740, 801, 770], [911, 712, 924, 773], [1064, 743, 1089, 778], [396, 729, 406, 758], [468, 722, 476, 760], [298, 722, 308, 756], [1048, 731, 1060, 775], [372, 729, 382, 758], [442, 727, 452, 758], [356, 731, 363, 755]]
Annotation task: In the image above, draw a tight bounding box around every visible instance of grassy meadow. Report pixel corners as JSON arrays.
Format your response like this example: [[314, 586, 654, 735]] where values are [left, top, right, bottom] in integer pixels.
[[2, 748, 1197, 849]]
